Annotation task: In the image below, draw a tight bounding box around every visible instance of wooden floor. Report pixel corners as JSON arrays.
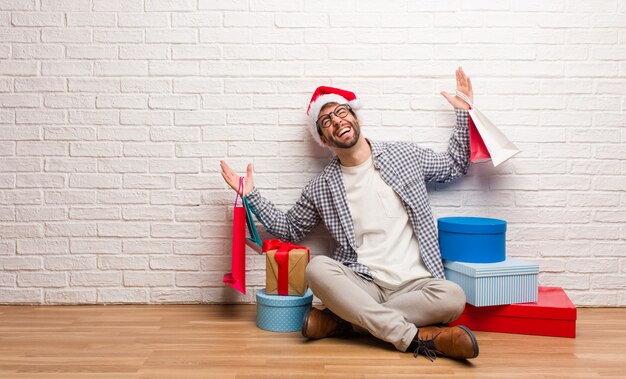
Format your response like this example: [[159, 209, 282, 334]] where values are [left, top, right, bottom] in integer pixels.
[[0, 306, 624, 379]]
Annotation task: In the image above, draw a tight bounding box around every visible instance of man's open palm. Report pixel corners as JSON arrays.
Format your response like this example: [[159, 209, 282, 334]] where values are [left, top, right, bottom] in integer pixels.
[[220, 160, 254, 195], [441, 67, 473, 110]]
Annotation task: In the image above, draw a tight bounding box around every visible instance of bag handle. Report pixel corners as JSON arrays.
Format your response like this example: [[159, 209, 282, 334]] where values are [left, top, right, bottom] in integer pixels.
[[455, 91, 473, 109], [235, 175, 263, 253], [243, 196, 263, 253], [234, 177, 244, 209]]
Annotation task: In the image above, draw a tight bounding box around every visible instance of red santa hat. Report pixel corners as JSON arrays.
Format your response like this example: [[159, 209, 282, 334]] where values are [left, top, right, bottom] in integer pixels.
[[306, 86, 362, 146]]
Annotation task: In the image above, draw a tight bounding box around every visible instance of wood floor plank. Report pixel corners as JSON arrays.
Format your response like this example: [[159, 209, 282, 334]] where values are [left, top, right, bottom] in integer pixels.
[[0, 305, 624, 378]]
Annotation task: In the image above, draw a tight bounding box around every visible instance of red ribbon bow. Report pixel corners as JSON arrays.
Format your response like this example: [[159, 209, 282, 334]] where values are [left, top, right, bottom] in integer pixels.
[[262, 239, 310, 295]]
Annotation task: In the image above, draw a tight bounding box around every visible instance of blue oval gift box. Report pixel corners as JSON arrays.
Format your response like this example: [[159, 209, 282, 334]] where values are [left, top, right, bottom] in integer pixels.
[[256, 289, 313, 332], [437, 217, 507, 263]]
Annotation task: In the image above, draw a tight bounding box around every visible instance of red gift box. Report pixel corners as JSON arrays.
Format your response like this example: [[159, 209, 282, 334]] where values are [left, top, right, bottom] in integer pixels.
[[450, 286, 577, 338]]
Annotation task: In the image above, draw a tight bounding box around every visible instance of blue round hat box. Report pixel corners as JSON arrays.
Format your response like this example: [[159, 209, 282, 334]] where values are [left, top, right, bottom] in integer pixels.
[[438, 217, 507, 263], [256, 289, 313, 332]]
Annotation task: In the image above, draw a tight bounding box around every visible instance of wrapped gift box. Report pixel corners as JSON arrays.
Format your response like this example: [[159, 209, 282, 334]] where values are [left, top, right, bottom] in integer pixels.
[[444, 257, 538, 306], [438, 217, 507, 263], [265, 240, 310, 296], [256, 289, 313, 332], [451, 286, 576, 338]]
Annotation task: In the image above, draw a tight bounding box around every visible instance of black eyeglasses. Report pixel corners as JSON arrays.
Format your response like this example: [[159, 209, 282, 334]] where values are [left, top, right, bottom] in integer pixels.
[[316, 104, 351, 129]]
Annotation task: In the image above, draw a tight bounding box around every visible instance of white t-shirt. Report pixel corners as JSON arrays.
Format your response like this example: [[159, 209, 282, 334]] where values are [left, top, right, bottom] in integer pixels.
[[340, 155, 432, 288]]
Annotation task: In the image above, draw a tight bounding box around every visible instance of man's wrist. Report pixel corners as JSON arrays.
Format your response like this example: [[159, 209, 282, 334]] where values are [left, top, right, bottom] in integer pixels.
[[246, 186, 259, 198]]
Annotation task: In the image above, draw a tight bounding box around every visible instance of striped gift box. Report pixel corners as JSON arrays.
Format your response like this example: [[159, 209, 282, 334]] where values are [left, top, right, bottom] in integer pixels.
[[444, 258, 539, 307]]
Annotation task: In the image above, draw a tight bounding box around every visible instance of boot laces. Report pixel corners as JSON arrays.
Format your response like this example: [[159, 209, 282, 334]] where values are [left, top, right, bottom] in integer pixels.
[[413, 330, 442, 362]]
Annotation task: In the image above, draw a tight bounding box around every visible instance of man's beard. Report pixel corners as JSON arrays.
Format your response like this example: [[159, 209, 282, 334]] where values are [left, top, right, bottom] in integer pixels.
[[324, 119, 361, 149]]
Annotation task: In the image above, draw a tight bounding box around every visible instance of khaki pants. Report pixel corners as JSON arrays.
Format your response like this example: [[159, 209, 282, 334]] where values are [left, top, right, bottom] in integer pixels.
[[306, 256, 466, 352]]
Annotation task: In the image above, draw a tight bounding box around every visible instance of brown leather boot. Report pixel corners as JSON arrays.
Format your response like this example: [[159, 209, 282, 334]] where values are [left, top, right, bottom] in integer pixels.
[[301, 308, 352, 339], [408, 325, 479, 361]]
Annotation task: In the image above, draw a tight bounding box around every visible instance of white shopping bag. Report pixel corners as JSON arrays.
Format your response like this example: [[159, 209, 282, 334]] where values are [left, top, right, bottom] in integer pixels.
[[456, 91, 521, 167]]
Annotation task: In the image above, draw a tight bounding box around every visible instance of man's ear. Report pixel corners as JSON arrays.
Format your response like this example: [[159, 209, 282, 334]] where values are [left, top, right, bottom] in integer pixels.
[[320, 134, 329, 145]]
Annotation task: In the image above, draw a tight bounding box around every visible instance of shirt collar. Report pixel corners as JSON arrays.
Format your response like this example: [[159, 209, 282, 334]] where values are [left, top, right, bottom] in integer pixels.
[[321, 139, 386, 180]]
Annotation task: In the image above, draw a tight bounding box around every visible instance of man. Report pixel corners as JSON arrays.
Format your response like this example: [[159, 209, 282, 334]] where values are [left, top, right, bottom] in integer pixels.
[[220, 67, 479, 361]]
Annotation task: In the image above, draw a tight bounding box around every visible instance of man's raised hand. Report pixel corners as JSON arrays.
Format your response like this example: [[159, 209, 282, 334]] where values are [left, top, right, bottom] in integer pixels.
[[220, 160, 254, 195], [441, 67, 474, 110]]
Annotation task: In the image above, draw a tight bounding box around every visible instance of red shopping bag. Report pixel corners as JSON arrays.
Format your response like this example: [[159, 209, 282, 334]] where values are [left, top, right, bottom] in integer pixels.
[[223, 177, 247, 294]]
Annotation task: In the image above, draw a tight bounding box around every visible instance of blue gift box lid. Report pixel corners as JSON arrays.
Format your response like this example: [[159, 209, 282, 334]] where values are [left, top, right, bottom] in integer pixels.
[[444, 257, 539, 278], [438, 217, 507, 234], [256, 289, 313, 307]]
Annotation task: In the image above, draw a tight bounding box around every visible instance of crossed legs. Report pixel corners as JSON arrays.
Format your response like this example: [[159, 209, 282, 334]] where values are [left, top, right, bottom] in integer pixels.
[[305, 256, 465, 352]]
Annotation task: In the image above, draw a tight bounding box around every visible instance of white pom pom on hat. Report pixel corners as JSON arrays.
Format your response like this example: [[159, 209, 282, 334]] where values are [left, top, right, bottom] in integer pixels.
[[306, 86, 362, 146]]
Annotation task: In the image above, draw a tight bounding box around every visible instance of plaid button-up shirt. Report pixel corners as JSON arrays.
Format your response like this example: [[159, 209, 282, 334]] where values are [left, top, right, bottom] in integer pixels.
[[247, 109, 470, 280]]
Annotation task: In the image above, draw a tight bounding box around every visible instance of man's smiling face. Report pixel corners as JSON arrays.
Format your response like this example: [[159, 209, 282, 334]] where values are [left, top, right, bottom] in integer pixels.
[[317, 103, 361, 149]]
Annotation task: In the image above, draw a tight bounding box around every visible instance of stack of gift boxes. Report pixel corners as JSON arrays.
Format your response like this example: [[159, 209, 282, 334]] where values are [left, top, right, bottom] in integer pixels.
[[255, 240, 313, 333], [438, 217, 577, 338]]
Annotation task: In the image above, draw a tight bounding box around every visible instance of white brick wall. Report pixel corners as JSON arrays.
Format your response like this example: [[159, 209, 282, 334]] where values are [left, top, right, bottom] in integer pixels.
[[0, 0, 624, 306]]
